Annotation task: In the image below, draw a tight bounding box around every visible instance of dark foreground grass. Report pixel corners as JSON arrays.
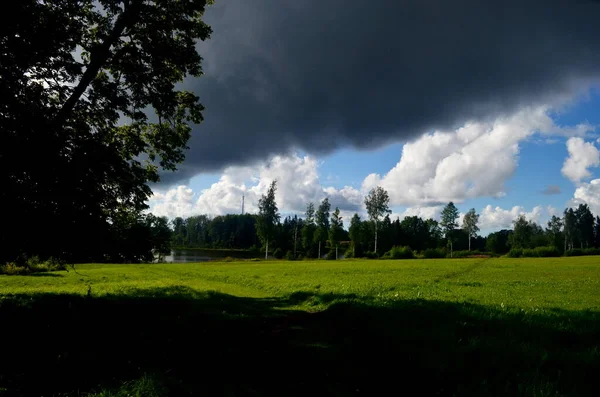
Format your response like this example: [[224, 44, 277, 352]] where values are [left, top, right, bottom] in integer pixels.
[[1, 284, 599, 396]]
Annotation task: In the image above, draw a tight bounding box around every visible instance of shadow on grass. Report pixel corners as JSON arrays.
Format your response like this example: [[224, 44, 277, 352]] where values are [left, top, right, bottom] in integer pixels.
[[0, 287, 598, 396]]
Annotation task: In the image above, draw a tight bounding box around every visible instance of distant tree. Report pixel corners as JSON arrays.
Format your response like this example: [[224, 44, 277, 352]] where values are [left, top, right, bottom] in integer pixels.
[[147, 215, 173, 261], [301, 202, 317, 257], [314, 198, 331, 258], [546, 215, 564, 250], [378, 214, 394, 254], [106, 212, 172, 263], [348, 213, 363, 257], [563, 208, 577, 251], [399, 216, 429, 252], [172, 217, 187, 247], [424, 218, 443, 249], [440, 202, 460, 256], [462, 208, 480, 251], [328, 207, 344, 259], [364, 187, 391, 254], [486, 230, 512, 254], [575, 204, 595, 248], [256, 181, 280, 259], [510, 215, 529, 249], [509, 215, 544, 249], [594, 216, 600, 248]]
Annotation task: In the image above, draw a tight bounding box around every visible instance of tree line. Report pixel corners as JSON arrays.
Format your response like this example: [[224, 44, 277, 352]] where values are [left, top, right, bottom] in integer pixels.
[[171, 183, 600, 260]]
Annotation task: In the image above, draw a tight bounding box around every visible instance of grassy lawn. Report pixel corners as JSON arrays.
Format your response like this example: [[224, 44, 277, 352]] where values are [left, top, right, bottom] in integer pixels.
[[1, 257, 599, 396]]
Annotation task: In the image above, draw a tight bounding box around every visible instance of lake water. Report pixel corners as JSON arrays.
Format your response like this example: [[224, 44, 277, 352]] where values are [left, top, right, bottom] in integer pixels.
[[162, 249, 258, 263]]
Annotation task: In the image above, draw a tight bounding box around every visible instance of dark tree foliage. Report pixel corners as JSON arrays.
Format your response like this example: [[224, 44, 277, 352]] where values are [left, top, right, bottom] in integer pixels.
[[104, 212, 172, 263], [301, 203, 317, 257], [594, 216, 600, 248], [575, 204, 595, 248], [256, 181, 280, 258], [1, 0, 212, 263], [486, 230, 512, 254], [171, 214, 259, 250]]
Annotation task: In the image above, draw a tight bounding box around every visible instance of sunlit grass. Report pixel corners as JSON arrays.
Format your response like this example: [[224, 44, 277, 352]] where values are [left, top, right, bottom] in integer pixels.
[[2, 257, 598, 312]]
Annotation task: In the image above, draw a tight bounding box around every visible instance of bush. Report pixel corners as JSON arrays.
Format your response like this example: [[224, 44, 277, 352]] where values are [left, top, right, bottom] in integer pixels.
[[566, 248, 600, 256], [525, 246, 561, 257], [88, 375, 166, 397], [0, 263, 30, 275], [272, 248, 283, 259], [422, 248, 446, 259], [285, 250, 295, 261], [344, 247, 354, 259], [450, 250, 476, 258], [507, 246, 561, 258], [363, 251, 379, 259], [583, 247, 600, 255], [507, 248, 523, 258], [448, 250, 492, 258], [565, 248, 583, 257], [1, 257, 66, 275], [384, 246, 415, 260], [326, 250, 337, 260]]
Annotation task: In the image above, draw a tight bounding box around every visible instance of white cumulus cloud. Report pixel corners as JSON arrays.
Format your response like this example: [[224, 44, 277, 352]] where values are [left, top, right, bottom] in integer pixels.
[[561, 137, 600, 183], [149, 154, 362, 218], [478, 205, 545, 231], [363, 107, 591, 206], [571, 179, 600, 216]]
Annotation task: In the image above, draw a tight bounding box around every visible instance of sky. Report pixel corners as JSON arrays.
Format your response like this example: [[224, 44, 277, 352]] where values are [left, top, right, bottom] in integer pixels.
[[148, 0, 600, 235]]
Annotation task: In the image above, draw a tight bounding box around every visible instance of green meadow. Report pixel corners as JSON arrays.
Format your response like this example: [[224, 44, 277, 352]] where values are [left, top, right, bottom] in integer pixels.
[[1, 257, 599, 396]]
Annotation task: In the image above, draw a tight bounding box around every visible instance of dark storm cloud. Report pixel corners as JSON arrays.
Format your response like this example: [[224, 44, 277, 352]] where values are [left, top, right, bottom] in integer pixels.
[[541, 185, 562, 195], [161, 0, 600, 184]]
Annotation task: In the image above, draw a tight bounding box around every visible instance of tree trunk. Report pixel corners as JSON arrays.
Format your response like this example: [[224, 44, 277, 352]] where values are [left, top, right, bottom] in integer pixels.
[[468, 233, 471, 251], [265, 240, 268, 260], [318, 241, 321, 259], [336, 245, 338, 260]]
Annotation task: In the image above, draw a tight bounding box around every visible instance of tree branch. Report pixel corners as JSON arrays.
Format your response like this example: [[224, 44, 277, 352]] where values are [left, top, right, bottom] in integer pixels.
[[53, 0, 140, 128]]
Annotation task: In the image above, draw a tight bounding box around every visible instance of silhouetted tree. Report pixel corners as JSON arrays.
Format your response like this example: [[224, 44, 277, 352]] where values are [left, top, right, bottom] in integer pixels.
[[328, 207, 344, 259], [546, 215, 564, 250], [594, 216, 600, 248], [314, 198, 331, 258], [563, 208, 577, 251], [348, 213, 363, 257], [486, 230, 512, 254], [302, 203, 317, 257], [256, 181, 280, 259], [1, 0, 212, 263], [575, 204, 595, 248], [441, 202, 460, 256]]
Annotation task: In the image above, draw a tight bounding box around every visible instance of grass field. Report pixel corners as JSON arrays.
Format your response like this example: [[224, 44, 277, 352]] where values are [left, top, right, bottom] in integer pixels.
[[1, 257, 599, 396]]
